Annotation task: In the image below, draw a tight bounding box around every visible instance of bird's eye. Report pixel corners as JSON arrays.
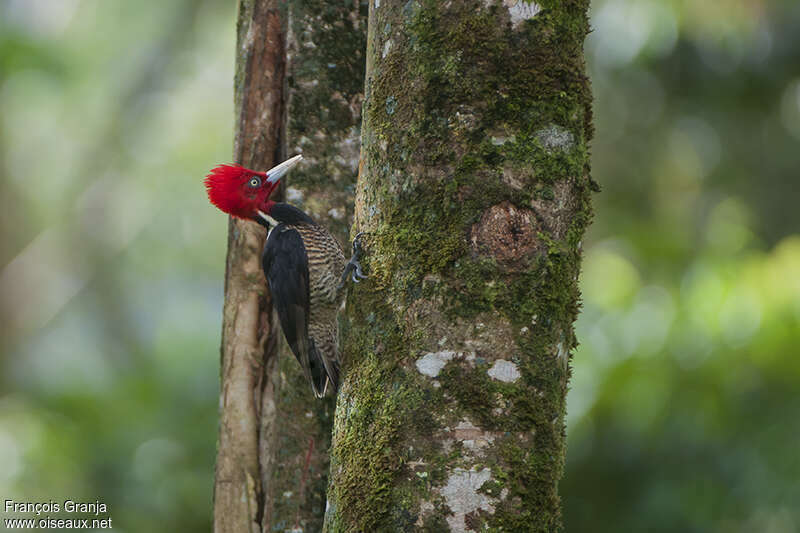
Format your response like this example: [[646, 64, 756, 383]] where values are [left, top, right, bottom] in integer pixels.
[[248, 176, 262, 188]]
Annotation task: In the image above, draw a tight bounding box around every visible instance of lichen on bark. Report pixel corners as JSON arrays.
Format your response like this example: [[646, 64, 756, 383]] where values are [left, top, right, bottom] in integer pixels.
[[325, 0, 593, 531]]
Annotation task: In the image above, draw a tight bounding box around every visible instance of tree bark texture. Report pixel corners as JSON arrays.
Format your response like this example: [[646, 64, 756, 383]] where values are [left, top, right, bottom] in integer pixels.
[[264, 0, 368, 531], [214, 1, 285, 532], [325, 0, 593, 531]]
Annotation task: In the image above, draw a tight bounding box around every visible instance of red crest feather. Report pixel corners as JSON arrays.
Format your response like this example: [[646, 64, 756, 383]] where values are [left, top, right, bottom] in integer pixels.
[[205, 155, 302, 220], [204, 164, 263, 219]]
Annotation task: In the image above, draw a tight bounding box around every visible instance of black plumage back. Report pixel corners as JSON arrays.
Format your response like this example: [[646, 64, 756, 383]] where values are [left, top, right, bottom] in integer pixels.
[[262, 218, 344, 398]]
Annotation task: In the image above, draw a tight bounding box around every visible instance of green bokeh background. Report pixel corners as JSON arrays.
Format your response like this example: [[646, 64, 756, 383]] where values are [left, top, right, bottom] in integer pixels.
[[0, 1, 797, 531]]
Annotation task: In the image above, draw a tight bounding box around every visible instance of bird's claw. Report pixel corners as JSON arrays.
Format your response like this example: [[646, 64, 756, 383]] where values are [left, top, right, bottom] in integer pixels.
[[338, 232, 368, 289], [352, 262, 367, 283]]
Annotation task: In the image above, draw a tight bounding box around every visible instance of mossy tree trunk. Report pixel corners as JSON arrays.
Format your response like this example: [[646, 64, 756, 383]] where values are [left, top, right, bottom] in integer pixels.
[[214, 0, 367, 532], [325, 0, 593, 531]]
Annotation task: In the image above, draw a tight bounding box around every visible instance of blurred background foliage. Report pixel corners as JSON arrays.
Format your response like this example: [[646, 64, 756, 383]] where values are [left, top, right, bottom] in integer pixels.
[[0, 0, 797, 531]]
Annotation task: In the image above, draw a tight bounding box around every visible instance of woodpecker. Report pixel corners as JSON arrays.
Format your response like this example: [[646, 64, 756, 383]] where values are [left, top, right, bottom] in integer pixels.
[[204, 155, 365, 397]]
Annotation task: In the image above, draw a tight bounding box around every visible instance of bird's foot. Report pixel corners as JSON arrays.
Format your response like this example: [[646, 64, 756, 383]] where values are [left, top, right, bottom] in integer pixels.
[[338, 232, 368, 289]]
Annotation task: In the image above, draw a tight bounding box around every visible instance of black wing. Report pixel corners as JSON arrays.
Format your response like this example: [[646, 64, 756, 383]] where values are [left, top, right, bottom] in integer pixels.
[[262, 225, 327, 396]]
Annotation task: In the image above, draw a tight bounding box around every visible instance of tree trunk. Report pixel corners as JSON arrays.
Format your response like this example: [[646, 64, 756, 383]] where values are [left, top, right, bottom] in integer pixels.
[[325, 0, 593, 531], [214, 1, 285, 532], [263, 0, 368, 531], [214, 1, 368, 532]]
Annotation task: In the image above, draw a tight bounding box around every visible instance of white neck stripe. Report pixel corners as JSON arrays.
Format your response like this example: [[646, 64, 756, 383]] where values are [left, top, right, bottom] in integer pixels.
[[257, 210, 279, 227]]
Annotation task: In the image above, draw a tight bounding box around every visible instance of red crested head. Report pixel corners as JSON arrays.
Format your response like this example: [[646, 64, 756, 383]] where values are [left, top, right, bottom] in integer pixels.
[[204, 164, 271, 220], [204, 155, 302, 220]]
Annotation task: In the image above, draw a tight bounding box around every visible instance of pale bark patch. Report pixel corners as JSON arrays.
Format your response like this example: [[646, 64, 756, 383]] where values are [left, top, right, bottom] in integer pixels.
[[487, 359, 521, 382], [490, 134, 515, 146], [536, 123, 574, 152], [416, 350, 457, 377], [503, 0, 543, 29], [441, 467, 494, 532]]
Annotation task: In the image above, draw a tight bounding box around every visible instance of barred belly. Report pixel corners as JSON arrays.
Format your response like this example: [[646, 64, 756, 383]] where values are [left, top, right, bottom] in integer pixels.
[[294, 224, 346, 360]]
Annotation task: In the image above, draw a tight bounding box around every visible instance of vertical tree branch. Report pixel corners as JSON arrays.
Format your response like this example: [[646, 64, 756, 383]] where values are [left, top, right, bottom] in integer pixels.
[[326, 0, 593, 531], [214, 1, 285, 532]]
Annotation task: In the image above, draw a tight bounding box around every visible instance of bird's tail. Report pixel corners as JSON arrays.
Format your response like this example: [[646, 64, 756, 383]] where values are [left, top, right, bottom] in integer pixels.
[[308, 339, 339, 398], [323, 358, 340, 396], [307, 340, 327, 398]]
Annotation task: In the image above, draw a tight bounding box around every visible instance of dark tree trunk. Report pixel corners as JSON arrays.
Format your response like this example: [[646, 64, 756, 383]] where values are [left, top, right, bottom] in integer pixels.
[[325, 0, 594, 531], [214, 0, 367, 531], [264, 0, 367, 531]]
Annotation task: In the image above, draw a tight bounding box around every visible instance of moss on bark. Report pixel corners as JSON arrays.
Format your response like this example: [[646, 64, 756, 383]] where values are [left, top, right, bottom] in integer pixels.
[[325, 0, 593, 531]]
